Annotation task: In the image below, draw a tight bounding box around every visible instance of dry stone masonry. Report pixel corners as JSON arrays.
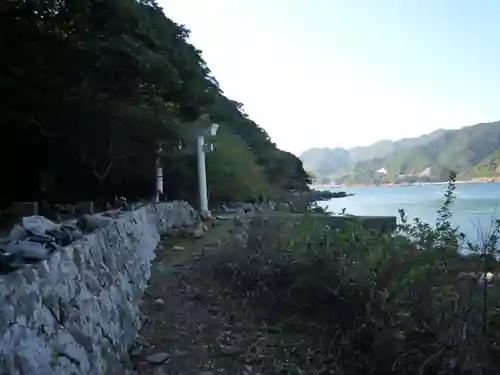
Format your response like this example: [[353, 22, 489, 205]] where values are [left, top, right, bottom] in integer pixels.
[[0, 201, 197, 375]]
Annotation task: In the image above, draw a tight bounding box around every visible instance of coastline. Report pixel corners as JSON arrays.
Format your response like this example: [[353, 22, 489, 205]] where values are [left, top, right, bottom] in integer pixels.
[[312, 177, 500, 190]]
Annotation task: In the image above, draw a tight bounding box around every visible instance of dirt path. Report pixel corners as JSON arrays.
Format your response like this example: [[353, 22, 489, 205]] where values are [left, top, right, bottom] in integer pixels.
[[128, 219, 248, 375], [127, 218, 334, 375]]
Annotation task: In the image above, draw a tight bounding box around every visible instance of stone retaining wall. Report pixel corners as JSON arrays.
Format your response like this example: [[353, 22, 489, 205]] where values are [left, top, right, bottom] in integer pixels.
[[0, 201, 197, 375]]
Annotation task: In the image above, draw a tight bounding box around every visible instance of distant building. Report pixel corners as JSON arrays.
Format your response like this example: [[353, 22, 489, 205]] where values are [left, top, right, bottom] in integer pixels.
[[377, 167, 388, 174]]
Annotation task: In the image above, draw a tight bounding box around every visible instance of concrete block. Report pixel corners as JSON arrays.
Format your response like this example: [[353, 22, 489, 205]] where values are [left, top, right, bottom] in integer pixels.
[[256, 213, 397, 233]]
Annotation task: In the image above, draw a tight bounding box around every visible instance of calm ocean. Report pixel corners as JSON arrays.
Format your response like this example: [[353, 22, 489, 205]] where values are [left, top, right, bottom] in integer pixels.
[[318, 182, 500, 244]]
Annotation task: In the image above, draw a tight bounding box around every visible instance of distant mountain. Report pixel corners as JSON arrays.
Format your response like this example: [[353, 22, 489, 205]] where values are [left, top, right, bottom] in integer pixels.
[[300, 121, 500, 185], [348, 140, 398, 162], [300, 128, 446, 182], [300, 147, 352, 177]]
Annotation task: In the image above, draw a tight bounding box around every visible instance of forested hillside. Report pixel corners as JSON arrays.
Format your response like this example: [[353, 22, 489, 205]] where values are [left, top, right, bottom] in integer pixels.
[[300, 129, 446, 181], [302, 121, 500, 185], [299, 147, 352, 178], [338, 121, 500, 184], [0, 0, 310, 207]]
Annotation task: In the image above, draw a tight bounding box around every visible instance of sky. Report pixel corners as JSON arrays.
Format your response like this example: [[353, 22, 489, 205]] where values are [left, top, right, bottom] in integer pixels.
[[159, 0, 500, 155]]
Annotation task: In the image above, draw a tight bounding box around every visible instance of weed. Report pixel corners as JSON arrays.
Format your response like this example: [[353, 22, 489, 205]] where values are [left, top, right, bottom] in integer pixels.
[[210, 174, 500, 374]]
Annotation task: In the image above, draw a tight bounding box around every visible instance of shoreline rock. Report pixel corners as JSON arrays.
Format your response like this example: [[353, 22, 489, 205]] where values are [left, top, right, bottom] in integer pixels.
[[213, 189, 354, 217], [296, 190, 354, 201]]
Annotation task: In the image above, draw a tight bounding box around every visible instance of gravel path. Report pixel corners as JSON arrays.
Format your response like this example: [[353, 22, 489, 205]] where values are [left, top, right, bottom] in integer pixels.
[[128, 219, 250, 375], [127, 218, 335, 375]]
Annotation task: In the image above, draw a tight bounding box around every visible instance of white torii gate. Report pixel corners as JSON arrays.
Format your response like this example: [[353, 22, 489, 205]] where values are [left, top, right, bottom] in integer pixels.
[[155, 117, 219, 215]]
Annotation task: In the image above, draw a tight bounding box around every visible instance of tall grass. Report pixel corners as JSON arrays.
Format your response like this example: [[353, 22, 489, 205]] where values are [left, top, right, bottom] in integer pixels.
[[211, 173, 500, 374]]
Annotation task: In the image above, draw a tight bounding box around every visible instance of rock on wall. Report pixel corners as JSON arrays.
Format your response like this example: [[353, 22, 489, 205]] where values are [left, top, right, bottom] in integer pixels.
[[0, 201, 197, 375]]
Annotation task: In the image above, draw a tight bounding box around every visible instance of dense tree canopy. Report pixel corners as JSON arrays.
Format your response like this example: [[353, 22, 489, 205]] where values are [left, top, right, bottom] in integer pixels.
[[0, 0, 310, 207]]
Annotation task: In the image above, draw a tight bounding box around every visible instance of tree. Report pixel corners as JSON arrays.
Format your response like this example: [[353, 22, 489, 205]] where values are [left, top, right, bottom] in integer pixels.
[[0, 0, 310, 206], [204, 129, 270, 203]]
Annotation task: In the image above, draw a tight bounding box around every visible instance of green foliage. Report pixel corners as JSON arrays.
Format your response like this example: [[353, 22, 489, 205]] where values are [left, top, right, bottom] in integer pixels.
[[467, 150, 500, 179], [0, 0, 309, 205], [205, 129, 270, 203], [211, 174, 500, 374]]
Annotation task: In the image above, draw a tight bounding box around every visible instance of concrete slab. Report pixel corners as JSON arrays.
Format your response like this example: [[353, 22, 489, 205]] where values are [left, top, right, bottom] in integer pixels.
[[255, 213, 397, 233]]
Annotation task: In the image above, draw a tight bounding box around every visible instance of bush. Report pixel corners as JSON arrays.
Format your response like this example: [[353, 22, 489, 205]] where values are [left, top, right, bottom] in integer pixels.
[[211, 174, 500, 374], [205, 129, 270, 204]]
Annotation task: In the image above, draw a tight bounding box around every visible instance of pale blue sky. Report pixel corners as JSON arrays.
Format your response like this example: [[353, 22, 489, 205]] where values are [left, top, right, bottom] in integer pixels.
[[160, 0, 500, 155]]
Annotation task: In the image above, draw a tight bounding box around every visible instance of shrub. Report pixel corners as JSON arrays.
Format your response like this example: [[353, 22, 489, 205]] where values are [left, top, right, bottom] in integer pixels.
[[211, 173, 500, 374]]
